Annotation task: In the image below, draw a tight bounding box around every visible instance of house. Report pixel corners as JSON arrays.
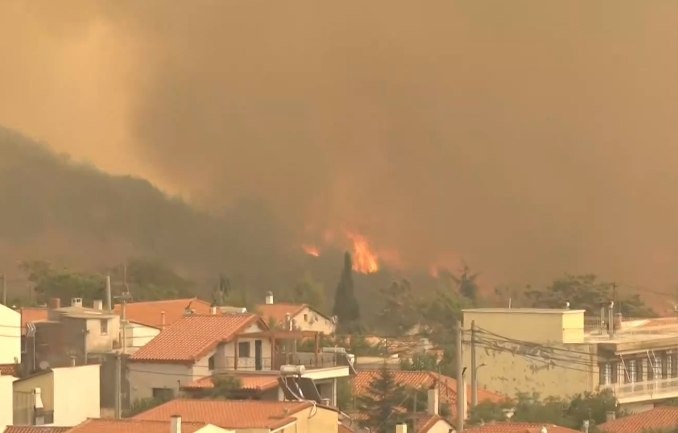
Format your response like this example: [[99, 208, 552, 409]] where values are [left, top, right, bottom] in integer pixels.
[[113, 297, 215, 350], [128, 310, 352, 406], [463, 422, 581, 433], [598, 406, 678, 433], [464, 307, 678, 412], [256, 292, 335, 335], [133, 399, 340, 433], [352, 370, 504, 420], [0, 304, 21, 370], [0, 374, 16, 433], [12, 364, 100, 427], [411, 414, 455, 433], [65, 417, 233, 433]]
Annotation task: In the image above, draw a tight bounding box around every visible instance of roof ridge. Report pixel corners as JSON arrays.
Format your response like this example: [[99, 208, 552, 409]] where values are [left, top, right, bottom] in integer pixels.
[[122, 297, 205, 305]]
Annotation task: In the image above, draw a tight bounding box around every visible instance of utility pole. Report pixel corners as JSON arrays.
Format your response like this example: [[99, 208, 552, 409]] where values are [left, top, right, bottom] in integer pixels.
[[114, 353, 121, 419], [1, 273, 6, 305], [470, 320, 478, 408], [115, 265, 132, 419], [456, 320, 464, 433]]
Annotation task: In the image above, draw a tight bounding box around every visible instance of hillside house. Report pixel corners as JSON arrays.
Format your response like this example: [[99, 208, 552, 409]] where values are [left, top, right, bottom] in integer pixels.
[[0, 304, 21, 371], [256, 292, 335, 335], [64, 417, 233, 433]]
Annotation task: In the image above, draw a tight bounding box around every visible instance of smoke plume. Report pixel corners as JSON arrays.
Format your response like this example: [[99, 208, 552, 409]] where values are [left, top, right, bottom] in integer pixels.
[[2, 1, 678, 290]]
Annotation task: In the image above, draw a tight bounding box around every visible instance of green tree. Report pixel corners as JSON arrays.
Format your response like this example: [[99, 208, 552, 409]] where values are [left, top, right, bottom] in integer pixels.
[[357, 365, 408, 433], [400, 352, 439, 372], [285, 271, 327, 313], [337, 377, 354, 411], [332, 252, 360, 333], [194, 375, 243, 399], [21, 260, 105, 305], [377, 279, 420, 335], [525, 274, 656, 317], [115, 258, 194, 301], [453, 264, 480, 301]]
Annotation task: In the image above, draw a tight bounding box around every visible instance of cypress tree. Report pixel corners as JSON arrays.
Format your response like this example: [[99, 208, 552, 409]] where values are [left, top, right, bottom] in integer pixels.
[[332, 252, 360, 332]]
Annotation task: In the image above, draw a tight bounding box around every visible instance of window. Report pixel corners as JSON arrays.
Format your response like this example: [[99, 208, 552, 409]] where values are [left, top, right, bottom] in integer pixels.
[[238, 341, 251, 358], [152, 388, 174, 401], [208, 354, 215, 371], [599, 363, 611, 385], [656, 358, 664, 380], [627, 360, 636, 383], [304, 314, 309, 322], [100, 319, 108, 336]]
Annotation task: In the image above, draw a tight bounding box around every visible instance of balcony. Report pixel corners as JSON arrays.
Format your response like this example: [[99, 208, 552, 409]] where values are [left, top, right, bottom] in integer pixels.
[[220, 352, 346, 372], [601, 377, 678, 404]]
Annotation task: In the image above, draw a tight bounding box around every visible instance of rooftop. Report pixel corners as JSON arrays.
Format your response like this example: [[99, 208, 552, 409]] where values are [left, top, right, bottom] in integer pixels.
[[3, 427, 71, 433], [51, 306, 118, 319], [65, 418, 209, 433], [133, 399, 312, 429], [114, 297, 212, 329], [463, 308, 585, 315], [130, 313, 262, 363], [255, 302, 308, 325], [599, 406, 678, 433], [19, 307, 48, 335], [463, 422, 580, 433], [182, 373, 280, 391]]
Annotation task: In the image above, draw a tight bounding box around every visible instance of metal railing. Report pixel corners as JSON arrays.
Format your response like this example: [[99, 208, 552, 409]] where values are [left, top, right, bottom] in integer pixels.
[[218, 352, 342, 372], [601, 376, 678, 401]]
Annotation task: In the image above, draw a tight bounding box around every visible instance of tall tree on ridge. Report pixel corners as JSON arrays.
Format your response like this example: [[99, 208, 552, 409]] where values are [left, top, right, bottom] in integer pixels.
[[332, 252, 360, 333]]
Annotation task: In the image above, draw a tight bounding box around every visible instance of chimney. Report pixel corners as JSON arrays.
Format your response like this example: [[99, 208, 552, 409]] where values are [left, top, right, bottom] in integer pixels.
[[210, 306, 217, 315], [395, 423, 407, 433], [265, 291, 274, 305], [105, 275, 112, 312], [170, 415, 182, 433], [93, 300, 103, 311], [427, 387, 439, 415], [49, 298, 61, 309], [161, 311, 166, 329], [71, 298, 83, 308], [606, 411, 616, 422], [608, 302, 615, 338]]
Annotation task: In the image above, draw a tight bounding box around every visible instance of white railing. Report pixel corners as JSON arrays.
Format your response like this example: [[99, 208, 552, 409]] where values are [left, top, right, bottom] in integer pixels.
[[601, 377, 678, 402]]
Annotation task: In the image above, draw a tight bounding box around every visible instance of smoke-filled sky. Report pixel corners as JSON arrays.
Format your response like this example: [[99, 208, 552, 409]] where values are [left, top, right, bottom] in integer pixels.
[[2, 1, 678, 290]]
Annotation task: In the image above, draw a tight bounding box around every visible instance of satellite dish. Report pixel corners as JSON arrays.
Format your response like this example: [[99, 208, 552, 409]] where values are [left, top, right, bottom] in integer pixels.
[[39, 361, 50, 370]]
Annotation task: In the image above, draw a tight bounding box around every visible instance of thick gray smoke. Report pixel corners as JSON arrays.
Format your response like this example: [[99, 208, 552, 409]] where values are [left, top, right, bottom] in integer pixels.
[[2, 1, 678, 291]]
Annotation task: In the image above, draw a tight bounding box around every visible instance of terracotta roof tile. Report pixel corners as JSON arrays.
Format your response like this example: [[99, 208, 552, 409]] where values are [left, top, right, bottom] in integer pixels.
[[353, 370, 505, 419], [65, 418, 207, 433], [182, 374, 279, 391], [133, 399, 310, 429], [599, 406, 678, 433], [20, 307, 48, 335], [114, 298, 212, 329], [464, 422, 580, 433], [255, 303, 307, 325], [0, 363, 19, 376], [415, 413, 452, 433], [129, 313, 262, 363], [3, 427, 70, 433]]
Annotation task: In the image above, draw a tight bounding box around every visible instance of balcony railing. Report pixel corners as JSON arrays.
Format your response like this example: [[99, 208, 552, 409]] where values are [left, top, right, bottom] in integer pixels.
[[219, 352, 344, 372], [601, 377, 678, 403]]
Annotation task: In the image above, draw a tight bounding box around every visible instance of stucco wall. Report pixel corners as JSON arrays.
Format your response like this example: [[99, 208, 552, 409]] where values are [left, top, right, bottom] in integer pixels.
[[128, 323, 160, 348], [292, 307, 335, 335], [52, 364, 100, 425], [424, 419, 454, 433], [0, 305, 21, 364], [0, 375, 15, 432], [464, 309, 585, 344], [13, 371, 53, 425], [85, 316, 120, 352], [291, 406, 338, 433], [128, 362, 194, 401]]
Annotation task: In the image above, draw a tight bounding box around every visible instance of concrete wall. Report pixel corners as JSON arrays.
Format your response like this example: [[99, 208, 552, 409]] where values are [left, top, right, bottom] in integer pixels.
[[293, 307, 336, 335], [52, 364, 100, 425], [0, 375, 15, 432], [128, 362, 194, 401], [13, 371, 53, 425], [425, 419, 454, 433], [85, 316, 120, 352], [127, 323, 160, 348], [291, 405, 338, 433], [0, 305, 21, 364]]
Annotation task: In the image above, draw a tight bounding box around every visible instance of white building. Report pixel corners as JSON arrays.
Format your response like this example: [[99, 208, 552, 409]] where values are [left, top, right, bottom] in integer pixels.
[[0, 374, 15, 432], [255, 292, 336, 335], [0, 304, 21, 367]]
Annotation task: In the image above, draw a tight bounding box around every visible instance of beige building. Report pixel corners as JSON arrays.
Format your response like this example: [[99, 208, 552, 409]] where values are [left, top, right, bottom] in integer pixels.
[[12, 364, 100, 426], [133, 399, 340, 433], [66, 417, 233, 433], [0, 304, 21, 367], [256, 292, 336, 335], [0, 374, 15, 433], [463, 308, 678, 411]]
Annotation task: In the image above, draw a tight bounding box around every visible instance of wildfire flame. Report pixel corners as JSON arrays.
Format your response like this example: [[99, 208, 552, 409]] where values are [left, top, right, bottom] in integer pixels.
[[348, 232, 379, 274], [302, 245, 320, 257]]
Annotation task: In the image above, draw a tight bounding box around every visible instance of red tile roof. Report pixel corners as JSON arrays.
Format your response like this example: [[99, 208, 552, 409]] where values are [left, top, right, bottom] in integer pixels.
[[464, 422, 580, 433], [415, 414, 452, 433], [182, 374, 279, 391], [3, 427, 70, 433], [114, 298, 212, 329], [65, 418, 207, 433], [255, 303, 307, 326], [133, 399, 311, 429], [0, 363, 19, 376], [599, 406, 678, 433], [20, 307, 48, 335], [130, 313, 263, 364], [353, 370, 505, 419]]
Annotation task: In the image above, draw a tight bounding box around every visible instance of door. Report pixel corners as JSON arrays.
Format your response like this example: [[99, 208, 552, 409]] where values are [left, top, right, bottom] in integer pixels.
[[255, 340, 263, 371]]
